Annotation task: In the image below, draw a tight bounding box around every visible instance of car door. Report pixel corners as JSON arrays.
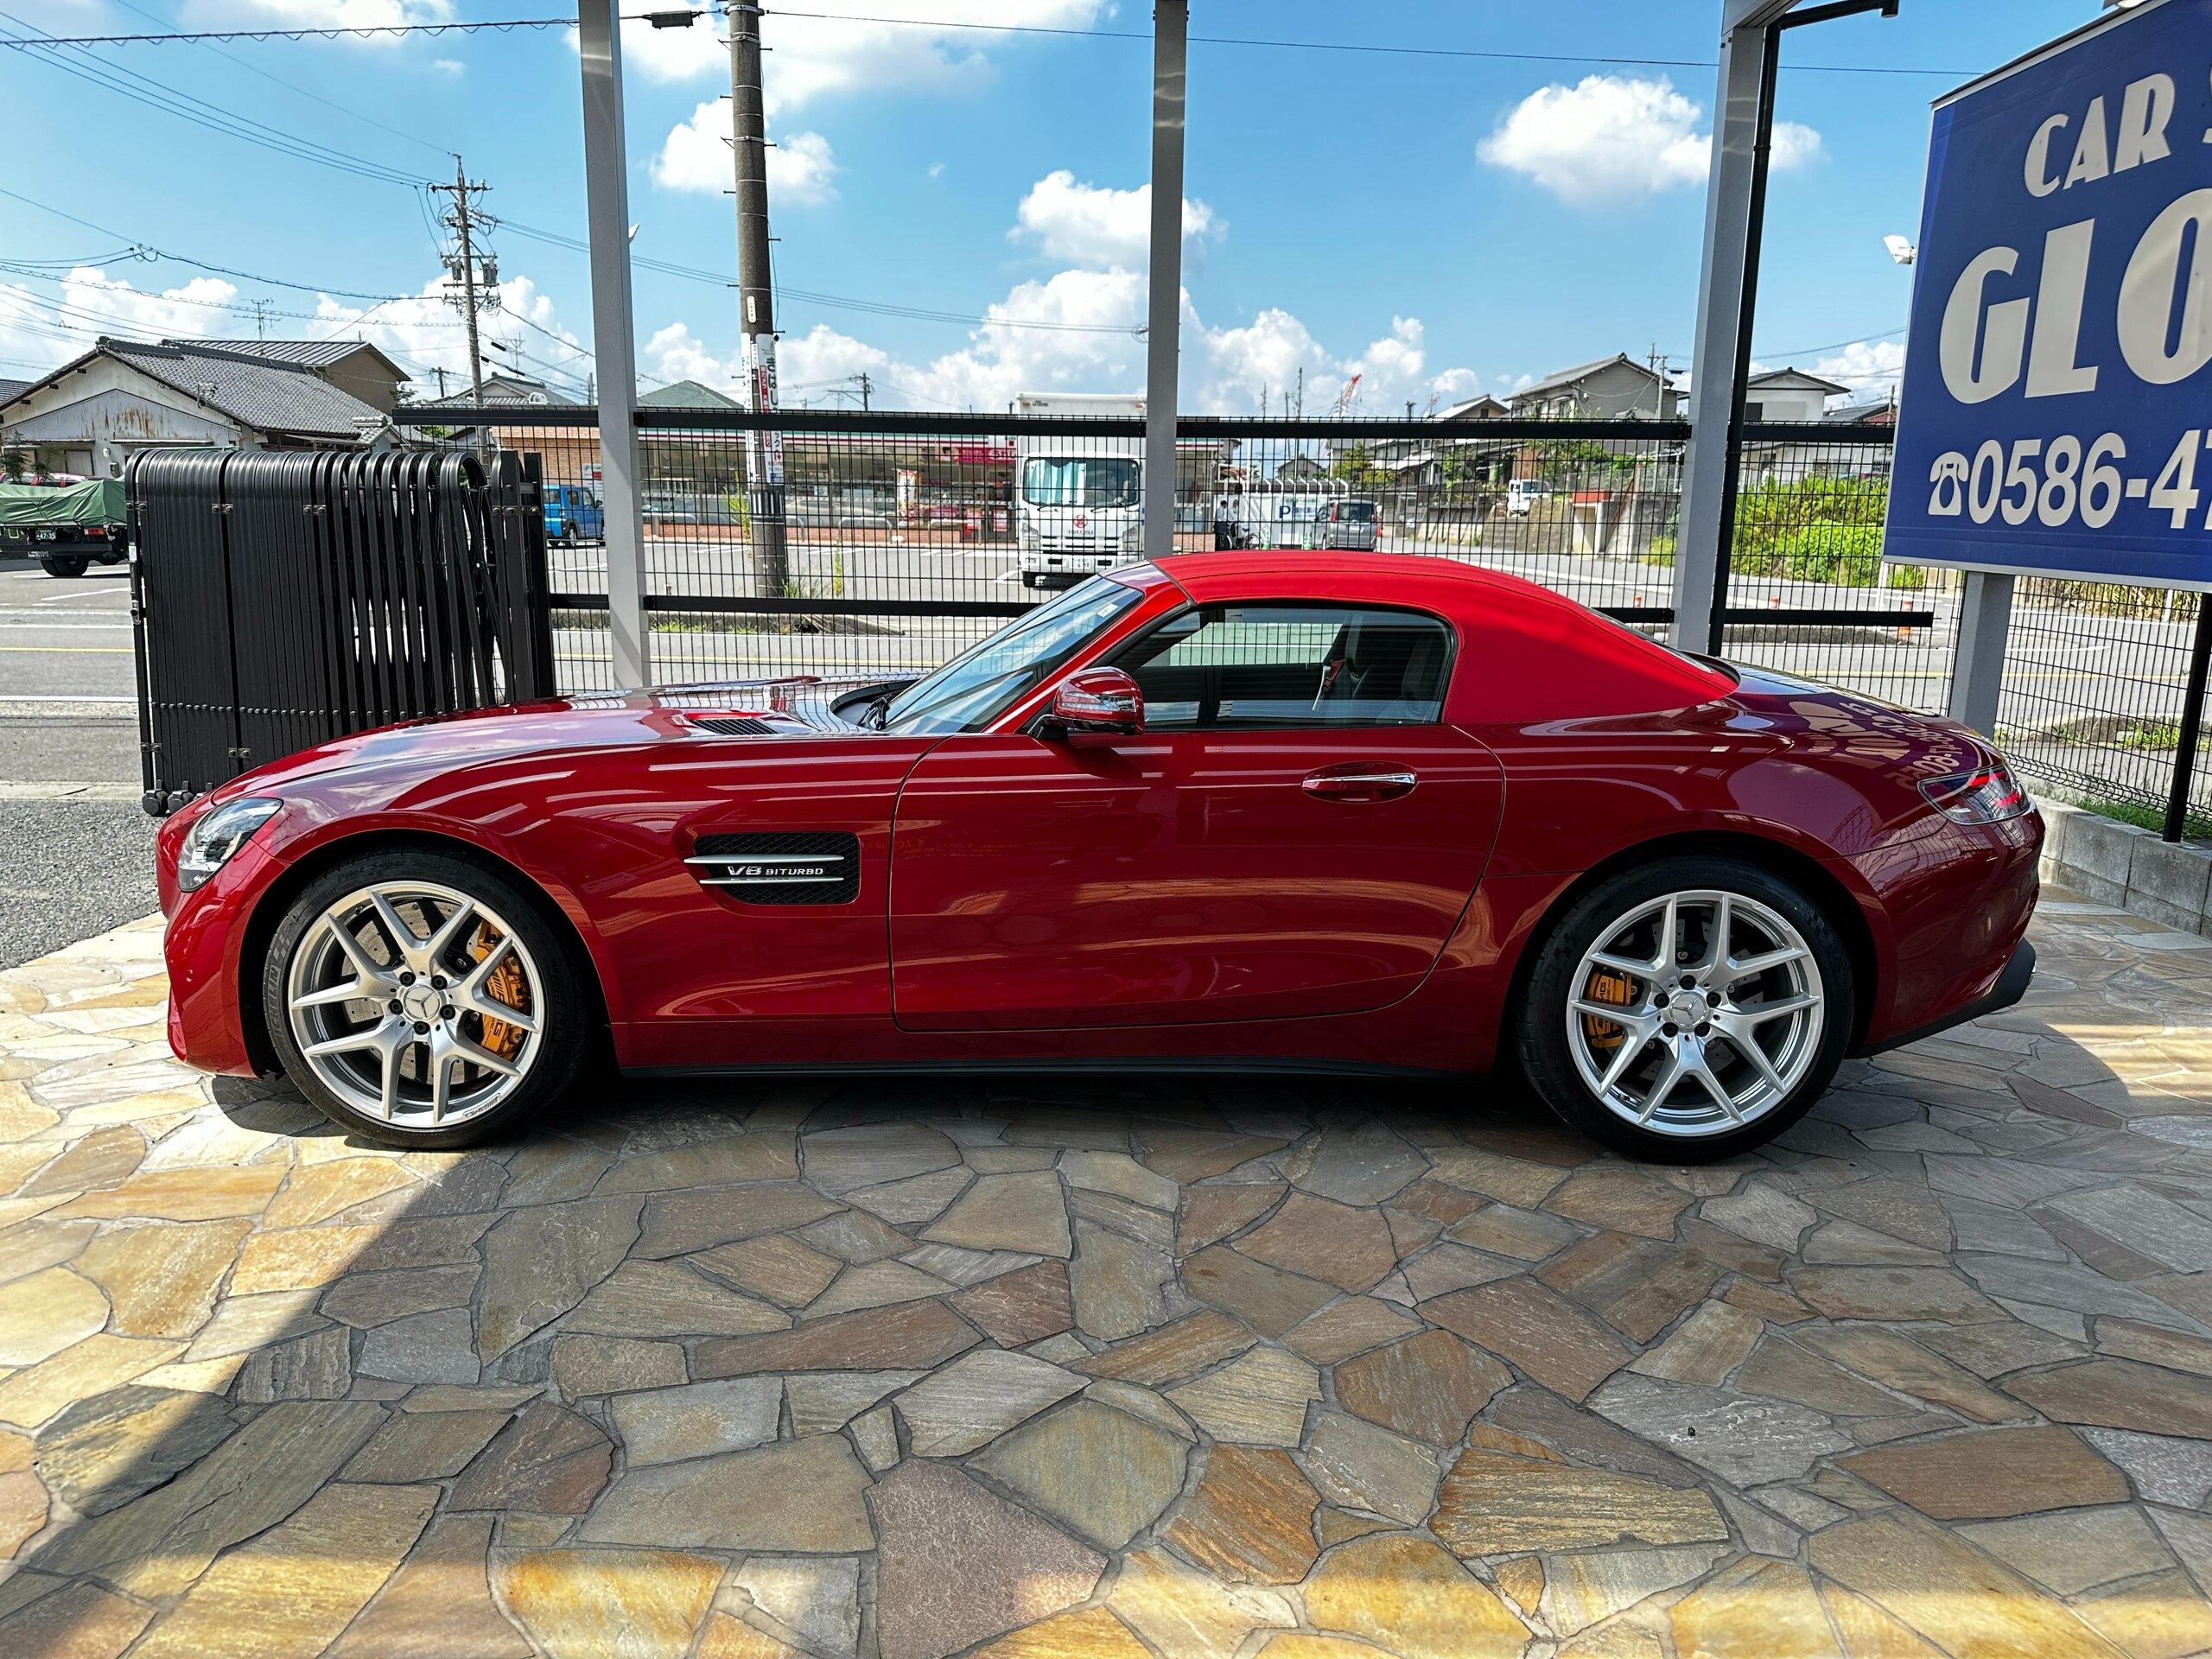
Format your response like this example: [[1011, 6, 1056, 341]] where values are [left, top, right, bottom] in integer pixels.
[[889, 600, 1503, 1031]]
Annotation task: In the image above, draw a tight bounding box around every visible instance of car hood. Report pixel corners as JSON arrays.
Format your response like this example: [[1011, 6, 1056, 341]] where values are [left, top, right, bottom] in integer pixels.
[[218, 677, 893, 796]]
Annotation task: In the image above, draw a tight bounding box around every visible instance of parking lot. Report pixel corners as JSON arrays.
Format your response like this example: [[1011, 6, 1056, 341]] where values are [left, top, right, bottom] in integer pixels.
[[1, 890, 2211, 1654]]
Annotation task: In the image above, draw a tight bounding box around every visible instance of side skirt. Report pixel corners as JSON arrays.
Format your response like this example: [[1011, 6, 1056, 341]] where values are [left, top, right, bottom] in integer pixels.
[[620, 1055, 1465, 1082]]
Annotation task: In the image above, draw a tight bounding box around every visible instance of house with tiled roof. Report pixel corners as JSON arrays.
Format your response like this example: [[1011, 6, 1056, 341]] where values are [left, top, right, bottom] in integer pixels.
[[0, 338, 398, 477]]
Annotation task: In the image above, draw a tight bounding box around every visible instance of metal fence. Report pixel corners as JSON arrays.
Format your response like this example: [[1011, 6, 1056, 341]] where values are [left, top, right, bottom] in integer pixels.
[[392, 408, 1952, 705], [127, 446, 557, 812]]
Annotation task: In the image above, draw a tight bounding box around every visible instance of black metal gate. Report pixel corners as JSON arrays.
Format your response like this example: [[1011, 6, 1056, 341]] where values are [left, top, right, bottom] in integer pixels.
[[128, 447, 557, 815]]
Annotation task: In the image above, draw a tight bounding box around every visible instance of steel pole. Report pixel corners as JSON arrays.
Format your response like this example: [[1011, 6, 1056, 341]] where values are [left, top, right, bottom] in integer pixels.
[[576, 0, 649, 688], [1674, 11, 1783, 654], [1946, 569, 2015, 740], [2167, 596, 2212, 842], [1141, 0, 1188, 568]]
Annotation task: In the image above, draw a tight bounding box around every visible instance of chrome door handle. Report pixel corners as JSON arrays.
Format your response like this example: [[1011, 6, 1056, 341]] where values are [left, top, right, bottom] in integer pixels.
[[1303, 766, 1417, 802]]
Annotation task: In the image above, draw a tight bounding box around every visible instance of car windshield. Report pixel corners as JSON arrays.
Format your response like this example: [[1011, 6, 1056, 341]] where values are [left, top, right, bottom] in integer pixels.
[[1337, 502, 1376, 521], [1022, 457, 1140, 508], [881, 578, 1142, 735]]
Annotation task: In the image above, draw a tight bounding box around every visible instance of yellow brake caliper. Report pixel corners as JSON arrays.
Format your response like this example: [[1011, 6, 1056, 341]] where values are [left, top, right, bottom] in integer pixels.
[[1581, 967, 1636, 1051], [470, 924, 530, 1059]]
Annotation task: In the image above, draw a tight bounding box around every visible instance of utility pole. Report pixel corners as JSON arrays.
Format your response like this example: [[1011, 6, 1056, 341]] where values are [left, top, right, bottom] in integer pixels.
[[431, 365, 449, 399], [728, 0, 789, 598], [431, 156, 499, 411], [856, 372, 871, 412]]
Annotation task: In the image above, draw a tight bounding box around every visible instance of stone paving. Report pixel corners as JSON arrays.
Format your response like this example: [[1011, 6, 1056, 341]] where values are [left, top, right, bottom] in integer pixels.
[[7, 894, 2212, 1654]]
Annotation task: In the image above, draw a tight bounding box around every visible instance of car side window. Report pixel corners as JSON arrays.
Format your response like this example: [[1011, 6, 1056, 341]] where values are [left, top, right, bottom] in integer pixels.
[[1111, 603, 1452, 729]]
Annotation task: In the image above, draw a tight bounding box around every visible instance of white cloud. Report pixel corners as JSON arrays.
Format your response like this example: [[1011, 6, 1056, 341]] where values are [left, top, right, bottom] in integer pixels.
[[0, 269, 243, 377], [429, 57, 463, 74], [782, 323, 893, 391], [652, 103, 837, 205], [1013, 171, 1217, 270], [1192, 308, 1474, 416], [645, 321, 892, 403], [313, 272, 592, 397], [618, 0, 1106, 112], [181, 0, 453, 29], [1479, 74, 1820, 207], [639, 171, 1473, 416], [1813, 338, 1905, 398]]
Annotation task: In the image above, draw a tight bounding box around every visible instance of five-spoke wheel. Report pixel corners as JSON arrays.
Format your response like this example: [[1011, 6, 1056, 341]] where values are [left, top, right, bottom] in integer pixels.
[[264, 849, 589, 1147], [1520, 856, 1853, 1162]]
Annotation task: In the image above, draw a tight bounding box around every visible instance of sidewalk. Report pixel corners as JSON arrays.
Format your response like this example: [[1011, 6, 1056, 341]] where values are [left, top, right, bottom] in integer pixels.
[[1, 894, 2211, 1657]]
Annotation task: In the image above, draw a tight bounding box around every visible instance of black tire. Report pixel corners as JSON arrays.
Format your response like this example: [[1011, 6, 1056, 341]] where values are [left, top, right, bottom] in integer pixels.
[[262, 846, 595, 1148], [1020, 571, 1045, 588], [1516, 855, 1854, 1163], [40, 555, 88, 579]]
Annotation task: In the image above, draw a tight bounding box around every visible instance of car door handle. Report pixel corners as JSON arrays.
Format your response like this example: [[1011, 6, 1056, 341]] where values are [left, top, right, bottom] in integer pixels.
[[1303, 766, 1417, 803]]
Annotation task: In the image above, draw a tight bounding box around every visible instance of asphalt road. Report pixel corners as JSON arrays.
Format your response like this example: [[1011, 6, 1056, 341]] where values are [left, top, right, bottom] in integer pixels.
[[0, 557, 157, 967]]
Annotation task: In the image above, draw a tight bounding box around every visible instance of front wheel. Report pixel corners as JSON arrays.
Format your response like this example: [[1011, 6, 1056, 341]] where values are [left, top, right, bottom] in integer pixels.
[[262, 849, 594, 1147], [1517, 856, 1853, 1162]]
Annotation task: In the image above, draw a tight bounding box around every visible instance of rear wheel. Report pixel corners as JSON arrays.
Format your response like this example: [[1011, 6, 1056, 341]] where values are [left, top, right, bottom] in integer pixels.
[[1517, 856, 1853, 1162], [40, 555, 87, 579], [262, 849, 593, 1147]]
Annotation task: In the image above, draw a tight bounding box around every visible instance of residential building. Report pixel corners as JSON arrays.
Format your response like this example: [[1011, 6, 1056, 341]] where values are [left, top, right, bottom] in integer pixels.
[[159, 339, 408, 414], [0, 338, 395, 477], [640, 380, 742, 410], [1508, 353, 1681, 422]]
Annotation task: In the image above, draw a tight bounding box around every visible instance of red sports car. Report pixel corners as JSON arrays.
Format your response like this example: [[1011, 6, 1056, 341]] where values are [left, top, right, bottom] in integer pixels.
[[156, 554, 2040, 1161]]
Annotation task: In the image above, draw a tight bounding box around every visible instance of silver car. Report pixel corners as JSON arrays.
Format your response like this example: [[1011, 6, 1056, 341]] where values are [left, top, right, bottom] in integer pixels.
[[1301, 499, 1379, 550]]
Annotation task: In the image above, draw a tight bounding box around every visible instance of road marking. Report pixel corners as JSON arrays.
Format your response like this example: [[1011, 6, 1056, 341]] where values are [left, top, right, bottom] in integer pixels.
[[0, 645, 130, 654], [0, 782, 141, 800]]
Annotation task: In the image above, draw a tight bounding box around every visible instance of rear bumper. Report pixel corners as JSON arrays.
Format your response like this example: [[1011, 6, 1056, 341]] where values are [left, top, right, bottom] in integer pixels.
[[1859, 939, 2035, 1056]]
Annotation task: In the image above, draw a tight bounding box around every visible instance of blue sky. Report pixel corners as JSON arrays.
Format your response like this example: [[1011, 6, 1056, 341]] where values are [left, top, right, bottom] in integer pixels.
[[0, 0, 2110, 411]]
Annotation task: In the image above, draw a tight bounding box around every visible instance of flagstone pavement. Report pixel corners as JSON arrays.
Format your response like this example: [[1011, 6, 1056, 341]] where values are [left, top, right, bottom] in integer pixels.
[[8, 893, 2212, 1655]]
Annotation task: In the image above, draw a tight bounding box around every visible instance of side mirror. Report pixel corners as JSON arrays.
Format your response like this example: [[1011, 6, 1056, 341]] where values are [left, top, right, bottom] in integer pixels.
[[1046, 667, 1144, 747]]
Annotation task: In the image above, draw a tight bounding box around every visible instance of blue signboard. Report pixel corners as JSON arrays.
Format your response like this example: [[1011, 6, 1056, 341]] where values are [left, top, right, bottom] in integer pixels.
[[1886, 0, 2212, 585]]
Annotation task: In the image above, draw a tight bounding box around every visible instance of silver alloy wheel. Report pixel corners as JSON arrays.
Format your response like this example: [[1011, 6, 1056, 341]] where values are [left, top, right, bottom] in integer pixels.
[[1564, 888, 1824, 1139], [284, 880, 543, 1129]]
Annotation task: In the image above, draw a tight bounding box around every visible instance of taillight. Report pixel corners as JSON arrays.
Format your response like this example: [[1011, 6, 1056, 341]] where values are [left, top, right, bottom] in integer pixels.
[[1919, 762, 2028, 825]]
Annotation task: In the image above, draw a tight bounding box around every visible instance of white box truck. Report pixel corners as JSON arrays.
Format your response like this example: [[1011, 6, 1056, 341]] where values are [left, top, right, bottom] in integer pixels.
[[1014, 392, 1146, 589]]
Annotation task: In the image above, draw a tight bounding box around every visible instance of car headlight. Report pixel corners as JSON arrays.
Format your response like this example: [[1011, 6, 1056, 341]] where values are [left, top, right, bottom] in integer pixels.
[[1121, 524, 1145, 554], [1919, 763, 2029, 825], [176, 797, 282, 893]]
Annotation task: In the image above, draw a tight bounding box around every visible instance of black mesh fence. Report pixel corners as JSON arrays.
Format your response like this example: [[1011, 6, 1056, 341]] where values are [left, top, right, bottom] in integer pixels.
[[392, 407, 1964, 707], [1996, 580, 2212, 835]]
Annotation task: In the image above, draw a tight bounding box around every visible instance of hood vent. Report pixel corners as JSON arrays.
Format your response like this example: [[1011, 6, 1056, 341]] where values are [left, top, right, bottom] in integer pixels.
[[691, 715, 778, 735]]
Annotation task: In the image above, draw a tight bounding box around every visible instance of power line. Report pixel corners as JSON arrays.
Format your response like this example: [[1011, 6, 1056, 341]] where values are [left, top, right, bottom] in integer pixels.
[[106, 0, 453, 161], [0, 5, 1973, 76], [0, 10, 424, 187], [760, 8, 1973, 77]]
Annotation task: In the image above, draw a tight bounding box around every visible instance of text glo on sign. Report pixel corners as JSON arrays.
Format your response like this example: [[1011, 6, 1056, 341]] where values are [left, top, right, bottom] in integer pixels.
[[1887, 0, 2212, 585]]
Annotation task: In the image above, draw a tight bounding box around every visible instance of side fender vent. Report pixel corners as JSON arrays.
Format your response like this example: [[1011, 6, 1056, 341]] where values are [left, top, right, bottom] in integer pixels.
[[688, 830, 860, 905]]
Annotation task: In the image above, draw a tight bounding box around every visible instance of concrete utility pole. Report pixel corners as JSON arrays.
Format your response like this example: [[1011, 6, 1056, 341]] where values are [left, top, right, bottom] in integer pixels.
[[728, 0, 790, 599], [432, 156, 495, 409], [576, 0, 651, 687], [1141, 0, 1187, 568]]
